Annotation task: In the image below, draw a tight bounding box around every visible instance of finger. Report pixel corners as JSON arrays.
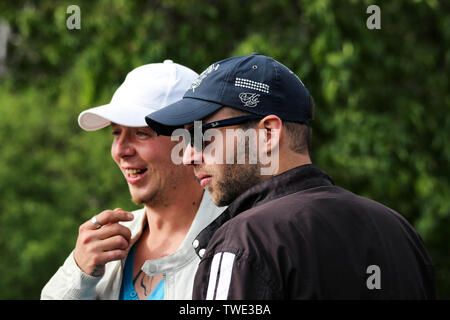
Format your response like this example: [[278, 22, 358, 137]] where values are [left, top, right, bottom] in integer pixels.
[[88, 248, 128, 268], [86, 209, 134, 230], [101, 249, 128, 264], [96, 223, 132, 243], [98, 235, 130, 252], [80, 233, 129, 261]]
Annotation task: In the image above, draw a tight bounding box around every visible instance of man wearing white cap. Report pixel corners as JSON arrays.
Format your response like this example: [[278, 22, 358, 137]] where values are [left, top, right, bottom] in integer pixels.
[[41, 60, 225, 300]]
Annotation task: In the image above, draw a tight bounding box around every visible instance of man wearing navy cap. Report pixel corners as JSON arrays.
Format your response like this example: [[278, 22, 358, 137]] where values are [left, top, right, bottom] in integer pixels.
[[145, 54, 435, 299]]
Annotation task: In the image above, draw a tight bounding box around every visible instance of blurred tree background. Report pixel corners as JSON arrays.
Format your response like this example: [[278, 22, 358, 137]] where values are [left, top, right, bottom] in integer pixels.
[[0, 0, 448, 299]]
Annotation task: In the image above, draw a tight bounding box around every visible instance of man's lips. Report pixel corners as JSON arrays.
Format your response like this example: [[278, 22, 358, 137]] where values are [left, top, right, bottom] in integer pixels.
[[122, 167, 148, 184], [196, 173, 212, 187]]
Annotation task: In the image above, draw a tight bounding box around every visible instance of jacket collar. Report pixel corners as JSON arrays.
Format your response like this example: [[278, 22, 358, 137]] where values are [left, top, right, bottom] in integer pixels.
[[193, 164, 334, 258]]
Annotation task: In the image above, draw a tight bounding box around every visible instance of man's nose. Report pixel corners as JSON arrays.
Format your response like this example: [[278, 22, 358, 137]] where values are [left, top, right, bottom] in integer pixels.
[[183, 144, 203, 165], [116, 137, 135, 158]]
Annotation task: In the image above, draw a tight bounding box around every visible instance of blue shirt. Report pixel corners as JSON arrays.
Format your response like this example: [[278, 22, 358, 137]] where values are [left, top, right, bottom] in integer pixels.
[[119, 244, 164, 300]]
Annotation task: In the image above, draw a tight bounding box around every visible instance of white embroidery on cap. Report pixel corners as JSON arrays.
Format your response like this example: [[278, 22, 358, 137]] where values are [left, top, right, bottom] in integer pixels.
[[190, 63, 220, 92], [239, 92, 260, 108], [234, 77, 269, 93]]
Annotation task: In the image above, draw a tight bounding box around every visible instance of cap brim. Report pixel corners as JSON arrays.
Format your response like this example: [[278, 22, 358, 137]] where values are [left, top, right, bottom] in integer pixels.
[[145, 98, 222, 136], [78, 103, 152, 131]]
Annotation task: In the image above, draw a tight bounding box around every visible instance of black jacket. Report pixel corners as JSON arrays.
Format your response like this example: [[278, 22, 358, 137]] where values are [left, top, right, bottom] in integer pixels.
[[192, 164, 435, 299]]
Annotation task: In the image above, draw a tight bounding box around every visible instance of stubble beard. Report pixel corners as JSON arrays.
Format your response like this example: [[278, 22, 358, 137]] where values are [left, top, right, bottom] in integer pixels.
[[213, 163, 261, 206], [209, 140, 263, 207]]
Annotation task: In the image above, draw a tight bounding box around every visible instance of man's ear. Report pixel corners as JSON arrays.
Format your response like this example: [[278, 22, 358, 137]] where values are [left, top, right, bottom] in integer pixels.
[[257, 115, 282, 154]]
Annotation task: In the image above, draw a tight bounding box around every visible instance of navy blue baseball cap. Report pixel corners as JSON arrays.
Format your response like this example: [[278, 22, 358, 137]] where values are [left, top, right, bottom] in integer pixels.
[[145, 54, 312, 135]]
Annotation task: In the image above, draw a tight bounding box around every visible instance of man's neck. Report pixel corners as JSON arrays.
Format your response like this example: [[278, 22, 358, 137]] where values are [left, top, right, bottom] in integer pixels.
[[140, 186, 204, 259], [261, 151, 311, 182], [144, 192, 203, 235], [131, 186, 203, 300]]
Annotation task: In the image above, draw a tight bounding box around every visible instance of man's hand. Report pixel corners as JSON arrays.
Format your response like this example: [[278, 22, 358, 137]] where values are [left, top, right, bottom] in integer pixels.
[[74, 208, 134, 276]]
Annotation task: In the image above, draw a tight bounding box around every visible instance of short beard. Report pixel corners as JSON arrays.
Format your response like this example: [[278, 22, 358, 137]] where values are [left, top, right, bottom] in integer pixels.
[[213, 163, 262, 206], [212, 137, 263, 206]]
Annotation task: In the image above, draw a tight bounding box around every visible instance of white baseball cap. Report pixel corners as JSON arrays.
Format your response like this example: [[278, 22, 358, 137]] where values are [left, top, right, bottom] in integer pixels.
[[78, 60, 198, 131]]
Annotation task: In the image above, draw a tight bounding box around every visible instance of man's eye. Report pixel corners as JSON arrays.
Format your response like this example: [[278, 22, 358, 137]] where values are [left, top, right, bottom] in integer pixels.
[[136, 131, 151, 137], [112, 130, 120, 136]]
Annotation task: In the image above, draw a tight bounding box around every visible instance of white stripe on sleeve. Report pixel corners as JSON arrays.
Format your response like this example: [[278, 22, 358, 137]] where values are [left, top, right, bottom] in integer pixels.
[[206, 252, 222, 300], [215, 252, 236, 300]]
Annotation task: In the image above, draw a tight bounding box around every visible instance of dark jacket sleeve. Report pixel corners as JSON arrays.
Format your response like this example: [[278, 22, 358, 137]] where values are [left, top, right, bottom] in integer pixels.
[[192, 248, 279, 300], [192, 215, 284, 300]]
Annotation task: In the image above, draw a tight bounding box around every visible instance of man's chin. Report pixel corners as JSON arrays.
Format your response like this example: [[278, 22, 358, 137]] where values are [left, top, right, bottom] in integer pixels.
[[210, 189, 235, 207], [130, 190, 150, 206], [211, 197, 226, 207], [131, 195, 145, 206]]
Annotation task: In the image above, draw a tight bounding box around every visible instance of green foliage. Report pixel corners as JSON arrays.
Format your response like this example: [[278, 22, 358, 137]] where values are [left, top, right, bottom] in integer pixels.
[[0, 0, 448, 299]]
